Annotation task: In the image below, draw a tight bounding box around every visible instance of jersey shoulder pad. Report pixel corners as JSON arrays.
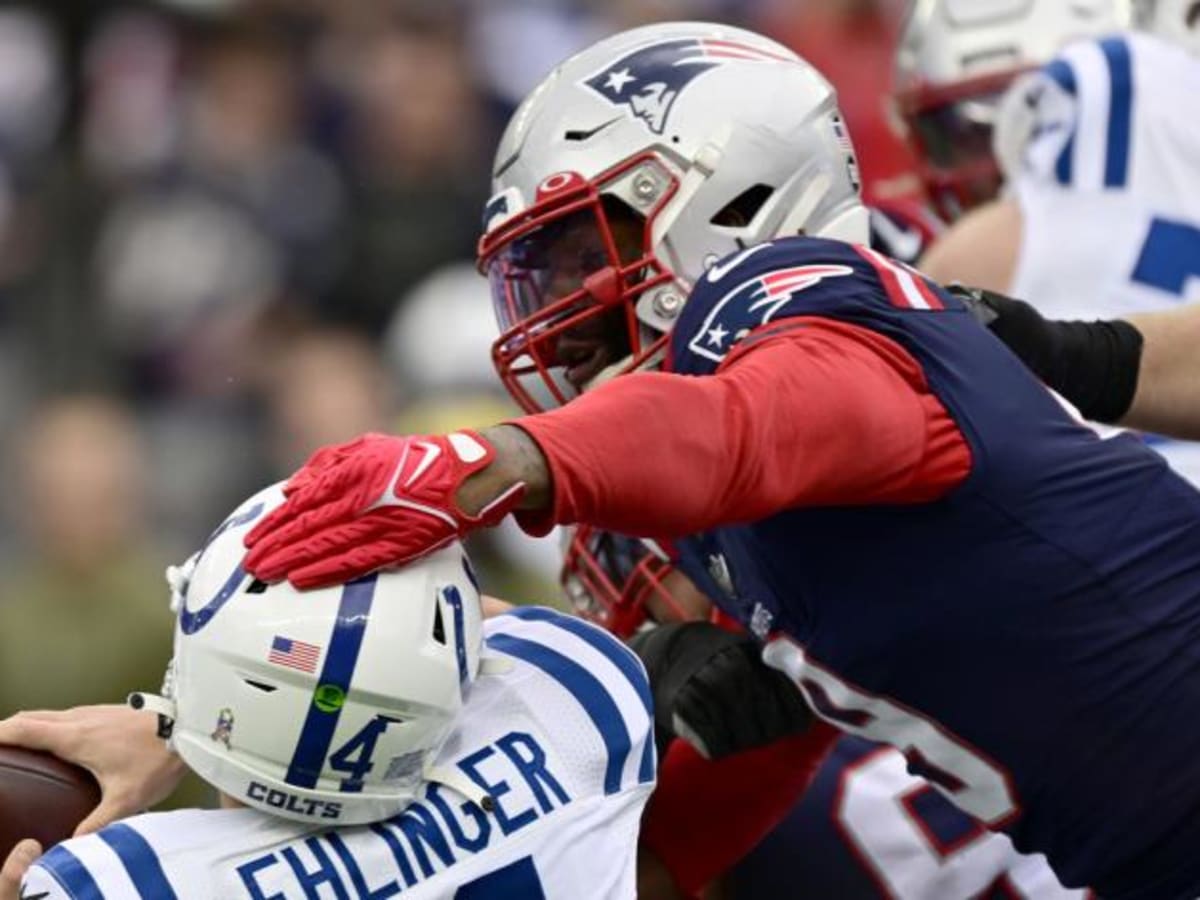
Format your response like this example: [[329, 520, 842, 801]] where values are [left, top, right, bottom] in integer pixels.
[[484, 607, 655, 798], [996, 33, 1136, 191]]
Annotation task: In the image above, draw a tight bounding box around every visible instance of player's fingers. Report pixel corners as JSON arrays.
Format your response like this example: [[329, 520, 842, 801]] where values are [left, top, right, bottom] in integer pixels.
[[0, 715, 72, 756], [3, 709, 71, 723], [289, 530, 454, 590], [0, 839, 42, 897], [288, 533, 411, 590], [245, 493, 372, 579], [244, 469, 366, 561]]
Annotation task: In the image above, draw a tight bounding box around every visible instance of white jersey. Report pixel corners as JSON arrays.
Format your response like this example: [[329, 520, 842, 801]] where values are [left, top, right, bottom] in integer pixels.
[[1001, 30, 1200, 481], [24, 608, 655, 899]]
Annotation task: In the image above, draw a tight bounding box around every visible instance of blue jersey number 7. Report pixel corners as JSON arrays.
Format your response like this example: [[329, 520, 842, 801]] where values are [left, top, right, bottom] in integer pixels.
[[1131, 217, 1200, 297], [456, 855, 545, 899]]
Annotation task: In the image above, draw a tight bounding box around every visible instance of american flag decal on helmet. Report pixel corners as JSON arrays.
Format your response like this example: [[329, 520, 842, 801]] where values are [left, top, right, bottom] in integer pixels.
[[687, 264, 853, 363], [583, 38, 791, 135]]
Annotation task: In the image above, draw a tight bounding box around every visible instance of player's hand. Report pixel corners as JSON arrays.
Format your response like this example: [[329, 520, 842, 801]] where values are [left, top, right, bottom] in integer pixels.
[[0, 839, 40, 900], [0, 706, 187, 836], [244, 431, 525, 589], [629, 622, 814, 760]]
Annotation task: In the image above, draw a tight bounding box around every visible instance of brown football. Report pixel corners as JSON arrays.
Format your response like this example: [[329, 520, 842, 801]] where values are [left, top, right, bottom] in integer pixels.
[[0, 745, 100, 859]]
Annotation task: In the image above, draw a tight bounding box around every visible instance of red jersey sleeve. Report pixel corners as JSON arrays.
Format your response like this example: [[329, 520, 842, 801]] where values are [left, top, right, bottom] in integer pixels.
[[640, 723, 840, 896], [512, 316, 971, 538]]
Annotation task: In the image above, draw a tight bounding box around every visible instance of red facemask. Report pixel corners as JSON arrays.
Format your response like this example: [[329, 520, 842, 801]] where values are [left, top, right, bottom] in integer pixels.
[[895, 68, 1027, 220], [560, 525, 695, 639], [477, 155, 682, 413]]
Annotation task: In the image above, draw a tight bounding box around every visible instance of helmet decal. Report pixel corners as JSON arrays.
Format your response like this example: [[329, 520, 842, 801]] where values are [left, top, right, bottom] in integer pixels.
[[583, 38, 789, 134], [536, 171, 587, 200]]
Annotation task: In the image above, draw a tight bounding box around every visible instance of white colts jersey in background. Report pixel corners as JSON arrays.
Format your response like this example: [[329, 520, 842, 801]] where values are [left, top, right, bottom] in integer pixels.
[[1001, 30, 1200, 482], [23, 608, 655, 899]]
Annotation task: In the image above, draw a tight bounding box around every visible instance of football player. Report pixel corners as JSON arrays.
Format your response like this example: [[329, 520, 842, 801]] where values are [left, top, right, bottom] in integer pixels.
[[913, 0, 1200, 479], [243, 22, 1200, 898], [893, 0, 1134, 222], [0, 483, 654, 898], [564, 527, 1086, 899]]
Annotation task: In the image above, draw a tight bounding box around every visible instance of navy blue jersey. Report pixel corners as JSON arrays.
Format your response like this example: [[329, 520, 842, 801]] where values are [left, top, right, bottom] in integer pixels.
[[667, 236, 1200, 899], [730, 735, 1084, 899]]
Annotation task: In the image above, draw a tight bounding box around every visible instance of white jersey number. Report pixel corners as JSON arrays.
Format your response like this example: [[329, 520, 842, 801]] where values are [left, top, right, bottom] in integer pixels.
[[762, 638, 1018, 825]]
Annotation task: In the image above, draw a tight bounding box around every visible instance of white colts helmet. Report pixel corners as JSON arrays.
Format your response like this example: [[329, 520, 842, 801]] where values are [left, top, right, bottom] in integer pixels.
[[137, 483, 484, 826], [895, 0, 1136, 218], [477, 20, 867, 412], [1138, 0, 1200, 53]]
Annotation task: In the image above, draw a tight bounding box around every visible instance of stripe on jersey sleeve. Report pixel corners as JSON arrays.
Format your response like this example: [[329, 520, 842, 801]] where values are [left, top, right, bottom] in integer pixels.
[[853, 245, 943, 310], [1099, 36, 1134, 188], [98, 824, 178, 899], [503, 607, 656, 785], [1043, 59, 1078, 185], [507, 607, 652, 717], [487, 631, 633, 795], [35, 847, 104, 900]]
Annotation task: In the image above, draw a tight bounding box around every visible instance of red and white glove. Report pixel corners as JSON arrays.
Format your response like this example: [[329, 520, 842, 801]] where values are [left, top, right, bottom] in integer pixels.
[[244, 431, 524, 589]]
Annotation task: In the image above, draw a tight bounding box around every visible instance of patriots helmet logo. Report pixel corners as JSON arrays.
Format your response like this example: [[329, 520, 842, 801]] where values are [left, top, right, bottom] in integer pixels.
[[583, 38, 790, 135], [688, 264, 853, 363]]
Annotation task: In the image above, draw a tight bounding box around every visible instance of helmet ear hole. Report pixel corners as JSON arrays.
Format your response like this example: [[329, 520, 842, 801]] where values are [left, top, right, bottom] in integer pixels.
[[711, 184, 775, 228], [432, 598, 446, 645]]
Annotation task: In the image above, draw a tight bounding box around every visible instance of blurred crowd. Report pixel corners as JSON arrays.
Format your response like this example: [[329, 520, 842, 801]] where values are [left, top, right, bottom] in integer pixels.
[[0, 0, 914, 732]]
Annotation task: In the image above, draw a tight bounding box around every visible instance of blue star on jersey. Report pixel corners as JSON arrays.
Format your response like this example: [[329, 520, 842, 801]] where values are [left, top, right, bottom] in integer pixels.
[[582, 38, 789, 134]]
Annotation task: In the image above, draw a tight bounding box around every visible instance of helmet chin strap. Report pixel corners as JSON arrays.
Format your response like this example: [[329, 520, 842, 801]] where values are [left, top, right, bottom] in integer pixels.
[[423, 762, 496, 813], [128, 691, 178, 740]]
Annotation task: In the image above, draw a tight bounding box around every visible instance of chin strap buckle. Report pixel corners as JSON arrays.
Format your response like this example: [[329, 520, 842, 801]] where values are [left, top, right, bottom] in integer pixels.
[[128, 692, 177, 740]]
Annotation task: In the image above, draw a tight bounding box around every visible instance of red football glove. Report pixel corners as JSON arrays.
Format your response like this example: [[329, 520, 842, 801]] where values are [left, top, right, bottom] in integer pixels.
[[243, 431, 524, 589]]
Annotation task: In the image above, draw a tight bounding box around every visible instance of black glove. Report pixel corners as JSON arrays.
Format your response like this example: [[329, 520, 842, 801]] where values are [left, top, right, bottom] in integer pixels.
[[949, 284, 1143, 424], [628, 622, 814, 761]]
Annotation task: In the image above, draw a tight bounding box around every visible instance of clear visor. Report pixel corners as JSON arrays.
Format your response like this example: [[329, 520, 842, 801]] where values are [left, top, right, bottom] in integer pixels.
[[486, 206, 620, 334]]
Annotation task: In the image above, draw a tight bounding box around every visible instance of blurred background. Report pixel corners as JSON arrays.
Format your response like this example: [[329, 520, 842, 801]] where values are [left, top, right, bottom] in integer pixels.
[[0, 0, 917, 729]]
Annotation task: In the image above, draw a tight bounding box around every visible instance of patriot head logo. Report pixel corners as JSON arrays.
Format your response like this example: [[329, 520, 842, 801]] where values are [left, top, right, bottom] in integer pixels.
[[583, 38, 790, 135], [688, 264, 853, 363]]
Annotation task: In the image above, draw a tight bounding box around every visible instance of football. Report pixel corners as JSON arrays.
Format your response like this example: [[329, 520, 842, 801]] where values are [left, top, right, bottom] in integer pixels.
[[0, 745, 100, 860]]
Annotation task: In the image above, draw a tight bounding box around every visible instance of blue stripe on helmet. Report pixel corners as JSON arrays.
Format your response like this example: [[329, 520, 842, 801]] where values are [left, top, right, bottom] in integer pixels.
[[442, 586, 470, 686], [98, 824, 178, 898], [487, 631, 632, 795], [1042, 59, 1077, 185], [36, 846, 104, 900], [1100, 37, 1133, 188], [285, 574, 379, 789]]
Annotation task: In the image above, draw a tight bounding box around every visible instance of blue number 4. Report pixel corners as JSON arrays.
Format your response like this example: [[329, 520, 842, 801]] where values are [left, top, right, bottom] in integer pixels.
[[329, 716, 398, 793], [456, 856, 545, 899], [1132, 217, 1200, 296]]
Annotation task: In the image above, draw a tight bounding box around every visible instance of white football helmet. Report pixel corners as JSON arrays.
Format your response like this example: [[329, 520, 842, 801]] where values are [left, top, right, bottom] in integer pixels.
[[895, 0, 1135, 218], [1138, 0, 1200, 54], [135, 483, 484, 826], [477, 21, 867, 412]]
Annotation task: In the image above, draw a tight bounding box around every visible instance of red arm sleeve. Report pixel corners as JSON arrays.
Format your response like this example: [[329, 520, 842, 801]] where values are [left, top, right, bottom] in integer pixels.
[[640, 723, 840, 897], [513, 317, 971, 538]]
